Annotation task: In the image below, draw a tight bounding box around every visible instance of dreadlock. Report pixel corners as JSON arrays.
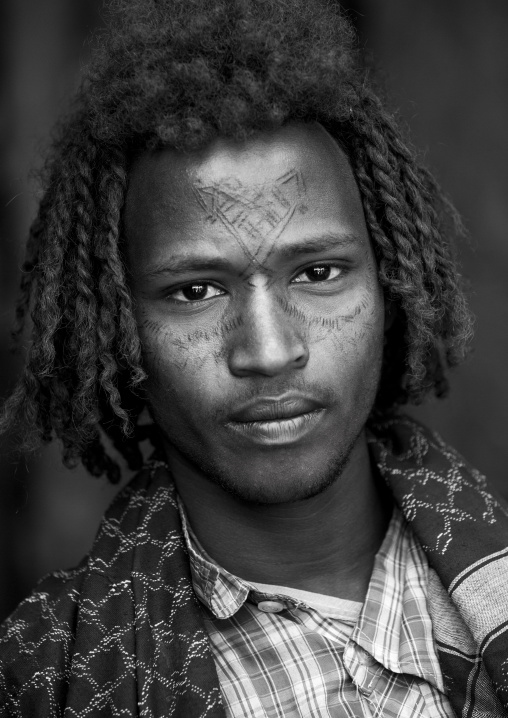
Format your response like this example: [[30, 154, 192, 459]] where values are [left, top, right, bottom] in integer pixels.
[[1, 0, 473, 481]]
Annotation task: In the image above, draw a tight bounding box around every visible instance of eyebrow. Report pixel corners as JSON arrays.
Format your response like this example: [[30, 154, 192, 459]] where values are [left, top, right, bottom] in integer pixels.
[[278, 233, 359, 259], [143, 257, 235, 279], [142, 233, 360, 279]]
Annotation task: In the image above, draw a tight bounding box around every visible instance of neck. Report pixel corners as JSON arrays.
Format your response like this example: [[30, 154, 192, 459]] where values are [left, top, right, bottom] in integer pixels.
[[166, 432, 391, 602]]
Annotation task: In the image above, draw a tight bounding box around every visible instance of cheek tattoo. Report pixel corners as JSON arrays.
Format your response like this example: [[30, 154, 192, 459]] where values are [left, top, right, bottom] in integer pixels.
[[141, 314, 244, 353], [140, 318, 194, 371], [184, 316, 244, 345], [275, 295, 370, 337], [142, 318, 166, 340]]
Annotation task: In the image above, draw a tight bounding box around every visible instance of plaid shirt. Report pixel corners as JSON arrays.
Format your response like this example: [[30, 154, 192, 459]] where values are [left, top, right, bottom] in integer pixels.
[[178, 499, 457, 717]]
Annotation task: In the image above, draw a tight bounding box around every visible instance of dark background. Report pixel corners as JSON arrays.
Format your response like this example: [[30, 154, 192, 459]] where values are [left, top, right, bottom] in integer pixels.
[[1, 0, 507, 622]]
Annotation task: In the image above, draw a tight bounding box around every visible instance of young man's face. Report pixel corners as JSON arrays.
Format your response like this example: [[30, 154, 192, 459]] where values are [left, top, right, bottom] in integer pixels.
[[125, 123, 385, 504]]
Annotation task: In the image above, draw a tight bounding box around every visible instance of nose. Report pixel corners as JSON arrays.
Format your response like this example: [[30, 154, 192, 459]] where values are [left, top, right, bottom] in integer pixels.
[[228, 291, 309, 377]]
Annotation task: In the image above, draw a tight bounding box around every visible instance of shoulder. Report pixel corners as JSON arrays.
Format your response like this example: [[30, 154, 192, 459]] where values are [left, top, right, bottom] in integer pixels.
[[0, 463, 180, 715], [368, 413, 508, 512], [368, 413, 508, 583], [0, 558, 87, 715]]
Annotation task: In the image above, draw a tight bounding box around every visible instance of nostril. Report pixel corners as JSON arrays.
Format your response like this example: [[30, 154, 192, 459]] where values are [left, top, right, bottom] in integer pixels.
[[228, 329, 309, 378], [227, 294, 309, 377]]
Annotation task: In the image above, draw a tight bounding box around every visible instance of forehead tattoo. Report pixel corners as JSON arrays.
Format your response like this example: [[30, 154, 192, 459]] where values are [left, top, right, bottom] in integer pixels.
[[192, 169, 307, 273]]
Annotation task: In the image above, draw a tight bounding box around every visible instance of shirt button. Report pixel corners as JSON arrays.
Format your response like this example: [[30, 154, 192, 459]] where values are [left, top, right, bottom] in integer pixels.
[[257, 600, 284, 613]]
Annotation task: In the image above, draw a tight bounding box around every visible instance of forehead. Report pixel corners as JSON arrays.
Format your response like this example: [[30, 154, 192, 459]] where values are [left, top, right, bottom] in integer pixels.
[[124, 123, 365, 236]]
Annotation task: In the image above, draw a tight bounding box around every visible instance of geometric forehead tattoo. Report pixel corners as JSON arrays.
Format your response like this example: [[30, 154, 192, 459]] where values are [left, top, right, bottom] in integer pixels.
[[192, 169, 307, 271]]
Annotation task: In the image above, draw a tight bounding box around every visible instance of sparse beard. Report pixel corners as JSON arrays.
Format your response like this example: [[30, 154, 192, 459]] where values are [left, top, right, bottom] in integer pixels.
[[160, 423, 360, 506]]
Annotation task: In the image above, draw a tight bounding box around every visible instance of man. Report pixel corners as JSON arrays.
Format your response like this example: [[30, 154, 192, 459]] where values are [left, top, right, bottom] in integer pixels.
[[1, 0, 508, 716]]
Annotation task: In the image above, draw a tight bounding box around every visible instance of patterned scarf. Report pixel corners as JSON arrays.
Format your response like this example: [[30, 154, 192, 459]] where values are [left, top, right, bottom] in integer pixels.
[[1, 416, 508, 717]]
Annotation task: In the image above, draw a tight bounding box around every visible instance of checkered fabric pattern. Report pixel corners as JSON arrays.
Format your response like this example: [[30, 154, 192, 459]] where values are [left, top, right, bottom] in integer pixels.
[[180, 499, 456, 717], [1, 417, 507, 717]]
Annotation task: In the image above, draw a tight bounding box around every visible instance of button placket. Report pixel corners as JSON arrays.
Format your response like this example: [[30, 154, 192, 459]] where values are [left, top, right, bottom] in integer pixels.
[[343, 640, 383, 700]]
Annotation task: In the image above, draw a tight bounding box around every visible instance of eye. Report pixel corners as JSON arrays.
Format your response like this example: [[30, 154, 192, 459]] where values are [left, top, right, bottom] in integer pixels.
[[169, 282, 226, 303], [292, 264, 343, 283]]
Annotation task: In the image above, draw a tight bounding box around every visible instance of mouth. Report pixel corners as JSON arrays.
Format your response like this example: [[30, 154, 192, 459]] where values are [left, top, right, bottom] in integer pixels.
[[226, 395, 326, 446]]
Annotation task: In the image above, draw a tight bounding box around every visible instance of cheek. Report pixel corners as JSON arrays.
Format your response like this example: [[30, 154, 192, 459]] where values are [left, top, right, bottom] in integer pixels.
[[305, 283, 385, 404], [279, 278, 384, 357], [139, 308, 244, 370], [137, 315, 227, 406], [337, 290, 385, 403]]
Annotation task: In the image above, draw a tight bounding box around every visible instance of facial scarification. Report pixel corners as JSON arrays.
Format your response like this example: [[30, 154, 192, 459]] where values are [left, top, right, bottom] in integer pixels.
[[126, 124, 387, 505], [193, 169, 306, 273]]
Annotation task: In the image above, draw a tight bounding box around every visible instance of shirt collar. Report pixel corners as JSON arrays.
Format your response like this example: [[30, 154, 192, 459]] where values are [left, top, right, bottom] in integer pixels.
[[177, 495, 250, 618], [178, 495, 444, 691]]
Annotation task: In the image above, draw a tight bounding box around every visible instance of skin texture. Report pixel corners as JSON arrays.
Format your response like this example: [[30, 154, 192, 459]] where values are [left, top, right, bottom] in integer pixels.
[[125, 123, 391, 600]]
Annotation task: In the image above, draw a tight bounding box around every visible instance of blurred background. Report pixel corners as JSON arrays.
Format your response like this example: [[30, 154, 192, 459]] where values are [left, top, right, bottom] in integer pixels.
[[1, 0, 507, 622]]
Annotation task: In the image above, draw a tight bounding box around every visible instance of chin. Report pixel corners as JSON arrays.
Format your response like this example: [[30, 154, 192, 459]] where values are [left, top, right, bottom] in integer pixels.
[[201, 443, 355, 506], [159, 409, 362, 506]]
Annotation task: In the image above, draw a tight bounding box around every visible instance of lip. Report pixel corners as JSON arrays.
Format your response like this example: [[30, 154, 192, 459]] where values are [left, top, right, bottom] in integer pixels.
[[229, 395, 324, 422], [226, 395, 326, 446]]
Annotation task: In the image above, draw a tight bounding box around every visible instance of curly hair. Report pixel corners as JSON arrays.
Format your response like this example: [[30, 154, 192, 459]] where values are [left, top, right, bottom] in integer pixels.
[[1, 0, 473, 482]]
